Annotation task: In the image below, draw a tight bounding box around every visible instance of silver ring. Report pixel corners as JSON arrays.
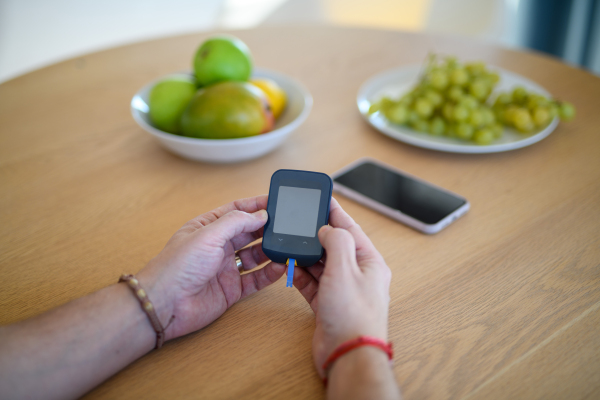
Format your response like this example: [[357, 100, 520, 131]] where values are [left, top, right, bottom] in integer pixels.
[[235, 255, 244, 273]]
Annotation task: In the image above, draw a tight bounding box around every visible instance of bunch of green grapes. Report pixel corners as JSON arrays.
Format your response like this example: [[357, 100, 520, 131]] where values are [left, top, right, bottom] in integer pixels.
[[369, 56, 502, 144], [369, 55, 575, 145], [493, 87, 575, 133]]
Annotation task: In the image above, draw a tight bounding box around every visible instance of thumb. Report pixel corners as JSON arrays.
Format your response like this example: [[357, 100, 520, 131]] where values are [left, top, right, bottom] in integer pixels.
[[205, 209, 268, 245], [318, 226, 360, 276]]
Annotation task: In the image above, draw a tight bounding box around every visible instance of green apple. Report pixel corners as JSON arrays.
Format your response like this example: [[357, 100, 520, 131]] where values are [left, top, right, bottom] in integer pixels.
[[180, 81, 274, 139], [193, 36, 252, 86], [148, 76, 197, 133]]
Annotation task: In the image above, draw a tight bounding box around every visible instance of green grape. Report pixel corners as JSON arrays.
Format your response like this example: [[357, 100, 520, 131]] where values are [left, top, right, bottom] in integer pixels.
[[512, 86, 528, 104], [494, 93, 511, 108], [442, 103, 454, 120], [504, 106, 519, 124], [424, 90, 443, 108], [453, 104, 470, 122], [407, 109, 420, 125], [481, 107, 495, 125], [414, 98, 434, 118], [408, 87, 425, 99], [369, 103, 382, 114], [469, 79, 489, 100], [385, 104, 409, 124], [445, 56, 459, 70], [526, 94, 549, 110], [468, 108, 485, 127], [447, 86, 464, 102], [430, 117, 446, 136], [428, 69, 449, 90], [473, 129, 494, 145], [548, 103, 559, 119], [411, 119, 430, 133], [455, 123, 475, 140], [532, 107, 550, 127], [445, 123, 457, 138], [487, 72, 500, 84], [450, 68, 469, 86], [369, 97, 391, 114], [493, 107, 507, 124], [379, 97, 394, 109], [460, 95, 479, 110], [512, 108, 534, 132], [490, 123, 504, 139], [559, 101, 576, 121], [466, 61, 486, 76], [400, 94, 414, 105]]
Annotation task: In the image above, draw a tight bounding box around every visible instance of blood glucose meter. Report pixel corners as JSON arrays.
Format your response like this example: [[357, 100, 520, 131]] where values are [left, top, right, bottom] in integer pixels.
[[262, 169, 333, 286]]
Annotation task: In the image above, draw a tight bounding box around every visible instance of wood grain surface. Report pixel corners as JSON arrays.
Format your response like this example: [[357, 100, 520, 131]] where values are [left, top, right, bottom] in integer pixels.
[[1, 25, 599, 400]]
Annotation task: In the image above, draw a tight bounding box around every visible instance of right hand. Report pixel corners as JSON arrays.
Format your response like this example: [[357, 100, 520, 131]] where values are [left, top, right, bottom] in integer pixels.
[[291, 198, 392, 377]]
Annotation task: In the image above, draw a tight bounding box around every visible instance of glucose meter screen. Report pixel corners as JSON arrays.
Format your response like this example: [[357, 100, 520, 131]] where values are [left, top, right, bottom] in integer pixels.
[[273, 186, 321, 237]]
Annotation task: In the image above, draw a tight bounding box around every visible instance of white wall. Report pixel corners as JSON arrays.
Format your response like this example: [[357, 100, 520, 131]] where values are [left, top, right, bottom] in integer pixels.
[[0, 0, 526, 83], [0, 0, 287, 82]]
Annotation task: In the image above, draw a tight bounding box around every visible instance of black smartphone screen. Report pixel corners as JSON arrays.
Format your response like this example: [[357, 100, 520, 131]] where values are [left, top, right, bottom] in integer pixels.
[[334, 161, 466, 224]]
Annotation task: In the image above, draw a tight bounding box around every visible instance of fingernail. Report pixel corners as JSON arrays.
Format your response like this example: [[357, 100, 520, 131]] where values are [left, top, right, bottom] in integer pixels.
[[254, 210, 268, 219], [319, 225, 332, 234]]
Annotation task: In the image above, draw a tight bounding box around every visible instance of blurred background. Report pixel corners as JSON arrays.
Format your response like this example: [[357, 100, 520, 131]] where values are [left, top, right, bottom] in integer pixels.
[[0, 0, 598, 83]]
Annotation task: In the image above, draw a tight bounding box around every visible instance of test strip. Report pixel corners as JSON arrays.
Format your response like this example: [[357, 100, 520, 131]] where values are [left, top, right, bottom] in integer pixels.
[[286, 258, 295, 287]]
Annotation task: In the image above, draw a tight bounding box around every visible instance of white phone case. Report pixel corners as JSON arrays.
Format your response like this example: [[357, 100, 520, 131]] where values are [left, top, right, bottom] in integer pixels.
[[331, 157, 470, 234]]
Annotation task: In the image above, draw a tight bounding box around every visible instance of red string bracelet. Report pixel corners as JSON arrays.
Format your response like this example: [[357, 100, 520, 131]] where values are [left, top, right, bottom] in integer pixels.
[[322, 336, 393, 385]]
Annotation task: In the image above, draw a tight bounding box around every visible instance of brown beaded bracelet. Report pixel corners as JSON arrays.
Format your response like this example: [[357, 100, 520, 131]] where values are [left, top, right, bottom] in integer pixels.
[[119, 274, 174, 349]]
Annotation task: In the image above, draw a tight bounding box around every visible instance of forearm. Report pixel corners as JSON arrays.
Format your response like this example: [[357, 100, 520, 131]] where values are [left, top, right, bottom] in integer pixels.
[[327, 347, 401, 400], [0, 279, 165, 400]]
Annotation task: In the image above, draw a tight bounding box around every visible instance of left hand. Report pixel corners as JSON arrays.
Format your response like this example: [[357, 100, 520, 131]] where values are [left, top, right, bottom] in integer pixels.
[[137, 195, 286, 341]]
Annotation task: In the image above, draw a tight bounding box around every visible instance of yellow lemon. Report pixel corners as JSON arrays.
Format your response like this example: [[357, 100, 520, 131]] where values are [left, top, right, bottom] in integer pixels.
[[250, 78, 287, 119]]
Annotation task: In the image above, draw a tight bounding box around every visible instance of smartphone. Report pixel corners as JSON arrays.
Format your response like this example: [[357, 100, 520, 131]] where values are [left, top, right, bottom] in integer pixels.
[[262, 169, 333, 266], [332, 158, 469, 234]]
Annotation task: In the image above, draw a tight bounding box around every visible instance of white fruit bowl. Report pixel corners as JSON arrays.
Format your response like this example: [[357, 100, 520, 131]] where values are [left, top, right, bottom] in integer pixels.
[[131, 68, 312, 163]]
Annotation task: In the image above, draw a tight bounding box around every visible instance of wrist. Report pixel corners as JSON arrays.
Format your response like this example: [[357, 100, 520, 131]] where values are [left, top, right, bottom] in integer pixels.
[[325, 327, 388, 365], [135, 269, 176, 341], [323, 335, 392, 373], [331, 330, 388, 350], [328, 346, 392, 393], [114, 282, 158, 352], [331, 345, 389, 369]]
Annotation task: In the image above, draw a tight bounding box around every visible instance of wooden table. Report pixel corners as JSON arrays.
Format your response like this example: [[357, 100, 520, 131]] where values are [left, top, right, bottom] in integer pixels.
[[1, 25, 599, 400]]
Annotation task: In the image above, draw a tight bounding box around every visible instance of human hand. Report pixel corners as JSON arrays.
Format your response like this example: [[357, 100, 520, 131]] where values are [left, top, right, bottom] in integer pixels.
[[291, 198, 392, 377], [137, 195, 286, 341]]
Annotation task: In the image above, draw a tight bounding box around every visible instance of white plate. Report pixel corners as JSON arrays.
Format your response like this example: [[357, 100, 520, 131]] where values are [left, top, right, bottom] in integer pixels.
[[131, 68, 312, 163], [357, 65, 559, 154]]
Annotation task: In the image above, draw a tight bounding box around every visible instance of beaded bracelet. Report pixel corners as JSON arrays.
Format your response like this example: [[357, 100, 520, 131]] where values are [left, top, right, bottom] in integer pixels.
[[119, 274, 174, 349], [322, 336, 393, 385]]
